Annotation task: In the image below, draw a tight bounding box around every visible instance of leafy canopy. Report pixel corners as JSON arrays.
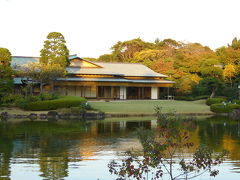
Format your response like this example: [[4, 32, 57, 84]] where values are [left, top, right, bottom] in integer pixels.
[[0, 47, 13, 103], [40, 32, 69, 67]]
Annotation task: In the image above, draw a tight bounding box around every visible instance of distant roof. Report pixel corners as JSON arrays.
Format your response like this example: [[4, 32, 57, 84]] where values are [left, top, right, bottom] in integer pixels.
[[11, 55, 168, 78], [11, 56, 39, 67], [67, 62, 167, 77], [57, 77, 175, 84]]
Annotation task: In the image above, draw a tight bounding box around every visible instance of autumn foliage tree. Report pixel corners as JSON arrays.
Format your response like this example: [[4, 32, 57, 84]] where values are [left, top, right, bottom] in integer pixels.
[[223, 64, 236, 87], [97, 37, 240, 96]]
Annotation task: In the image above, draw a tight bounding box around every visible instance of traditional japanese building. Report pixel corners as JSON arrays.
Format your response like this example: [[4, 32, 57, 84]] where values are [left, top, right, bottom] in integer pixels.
[[12, 55, 175, 100]]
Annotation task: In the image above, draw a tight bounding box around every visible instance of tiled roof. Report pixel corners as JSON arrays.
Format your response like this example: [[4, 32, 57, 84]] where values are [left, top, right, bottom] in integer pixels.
[[11, 56, 39, 67], [11, 55, 168, 78], [67, 62, 167, 77], [57, 77, 175, 84]]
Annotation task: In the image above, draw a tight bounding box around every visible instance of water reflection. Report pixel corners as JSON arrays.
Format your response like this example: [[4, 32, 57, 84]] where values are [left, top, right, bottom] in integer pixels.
[[0, 116, 240, 179]]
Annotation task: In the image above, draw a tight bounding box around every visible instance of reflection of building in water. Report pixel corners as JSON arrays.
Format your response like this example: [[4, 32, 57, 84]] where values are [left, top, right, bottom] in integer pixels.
[[3, 118, 240, 179], [39, 156, 69, 180], [73, 121, 153, 159]]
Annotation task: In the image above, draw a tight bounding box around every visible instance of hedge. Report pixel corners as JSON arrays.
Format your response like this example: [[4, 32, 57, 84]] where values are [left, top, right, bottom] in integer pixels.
[[25, 96, 87, 111], [210, 103, 240, 113], [175, 95, 209, 101], [206, 97, 226, 106]]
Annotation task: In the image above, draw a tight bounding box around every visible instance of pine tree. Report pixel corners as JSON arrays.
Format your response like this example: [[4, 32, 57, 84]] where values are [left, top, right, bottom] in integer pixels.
[[40, 32, 69, 67], [0, 48, 13, 103]]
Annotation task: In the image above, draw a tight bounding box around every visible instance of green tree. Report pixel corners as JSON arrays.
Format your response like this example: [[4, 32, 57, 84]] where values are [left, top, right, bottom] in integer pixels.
[[200, 58, 223, 78], [198, 77, 225, 98], [110, 38, 153, 62], [0, 48, 12, 66], [17, 63, 66, 94], [40, 32, 69, 67], [230, 37, 240, 50], [98, 54, 115, 62], [0, 48, 13, 104]]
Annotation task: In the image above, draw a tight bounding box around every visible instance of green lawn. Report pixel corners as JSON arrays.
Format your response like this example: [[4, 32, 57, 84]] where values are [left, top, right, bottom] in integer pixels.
[[89, 100, 212, 114]]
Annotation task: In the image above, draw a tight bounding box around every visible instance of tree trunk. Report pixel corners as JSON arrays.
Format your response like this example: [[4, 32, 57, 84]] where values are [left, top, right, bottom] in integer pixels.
[[40, 79, 43, 94], [51, 81, 54, 93], [210, 87, 217, 98]]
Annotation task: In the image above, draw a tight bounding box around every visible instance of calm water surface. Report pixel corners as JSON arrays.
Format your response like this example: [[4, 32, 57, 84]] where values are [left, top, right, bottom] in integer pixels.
[[0, 116, 240, 180]]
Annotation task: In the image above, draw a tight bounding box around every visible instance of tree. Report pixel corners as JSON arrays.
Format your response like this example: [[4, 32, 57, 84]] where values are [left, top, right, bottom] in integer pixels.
[[174, 43, 215, 74], [108, 107, 227, 180], [223, 64, 236, 88], [98, 54, 115, 62], [40, 32, 69, 68], [0, 48, 13, 103], [133, 49, 174, 67], [216, 46, 240, 66], [200, 58, 223, 78], [17, 63, 66, 94], [0, 48, 12, 66], [110, 38, 153, 62], [198, 77, 225, 98], [230, 37, 240, 50]]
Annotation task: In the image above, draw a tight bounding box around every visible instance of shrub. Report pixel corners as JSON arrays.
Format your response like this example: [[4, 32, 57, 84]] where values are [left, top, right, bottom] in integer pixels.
[[217, 86, 238, 101], [15, 95, 41, 109], [175, 95, 209, 101], [175, 96, 194, 101], [15, 97, 28, 109], [39, 93, 58, 101], [80, 102, 94, 110], [232, 99, 240, 105], [206, 98, 226, 106], [26, 95, 41, 102], [1, 94, 23, 105], [210, 103, 229, 113], [210, 103, 240, 113], [57, 108, 71, 114], [227, 104, 240, 111], [24, 96, 87, 111], [70, 106, 85, 113]]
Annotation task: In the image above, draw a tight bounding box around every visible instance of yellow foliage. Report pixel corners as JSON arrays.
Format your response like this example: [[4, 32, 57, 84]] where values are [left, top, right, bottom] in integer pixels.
[[190, 74, 202, 84], [223, 64, 236, 79]]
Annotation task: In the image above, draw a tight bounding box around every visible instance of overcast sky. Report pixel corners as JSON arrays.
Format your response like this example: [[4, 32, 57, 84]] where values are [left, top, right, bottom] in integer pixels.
[[0, 0, 240, 58]]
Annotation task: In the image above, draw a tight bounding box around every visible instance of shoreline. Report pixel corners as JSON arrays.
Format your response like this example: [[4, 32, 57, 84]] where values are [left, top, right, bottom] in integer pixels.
[[0, 111, 217, 121]]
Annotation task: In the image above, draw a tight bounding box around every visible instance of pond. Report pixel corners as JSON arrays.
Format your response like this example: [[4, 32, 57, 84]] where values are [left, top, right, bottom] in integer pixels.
[[0, 116, 240, 180]]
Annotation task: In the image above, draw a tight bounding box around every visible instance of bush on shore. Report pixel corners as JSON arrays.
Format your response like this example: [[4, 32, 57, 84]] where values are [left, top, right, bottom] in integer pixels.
[[24, 96, 87, 111], [206, 97, 226, 106], [210, 103, 240, 113], [175, 95, 209, 101]]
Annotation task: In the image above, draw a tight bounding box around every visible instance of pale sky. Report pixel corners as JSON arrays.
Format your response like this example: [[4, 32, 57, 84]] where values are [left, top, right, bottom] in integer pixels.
[[0, 0, 240, 58]]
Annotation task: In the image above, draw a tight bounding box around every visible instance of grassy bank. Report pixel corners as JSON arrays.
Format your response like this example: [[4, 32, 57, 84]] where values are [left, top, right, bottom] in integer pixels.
[[89, 100, 212, 114], [1, 100, 212, 115]]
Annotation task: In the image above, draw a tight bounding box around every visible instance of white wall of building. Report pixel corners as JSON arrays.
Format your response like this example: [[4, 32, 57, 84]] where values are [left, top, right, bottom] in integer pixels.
[[151, 87, 158, 100], [120, 86, 127, 100]]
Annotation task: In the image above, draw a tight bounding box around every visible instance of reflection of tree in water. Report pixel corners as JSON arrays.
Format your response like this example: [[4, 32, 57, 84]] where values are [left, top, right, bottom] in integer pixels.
[[1, 117, 240, 178], [0, 123, 13, 180], [0, 120, 152, 179], [197, 116, 240, 171], [39, 156, 68, 180], [0, 139, 12, 180], [0, 120, 88, 180]]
